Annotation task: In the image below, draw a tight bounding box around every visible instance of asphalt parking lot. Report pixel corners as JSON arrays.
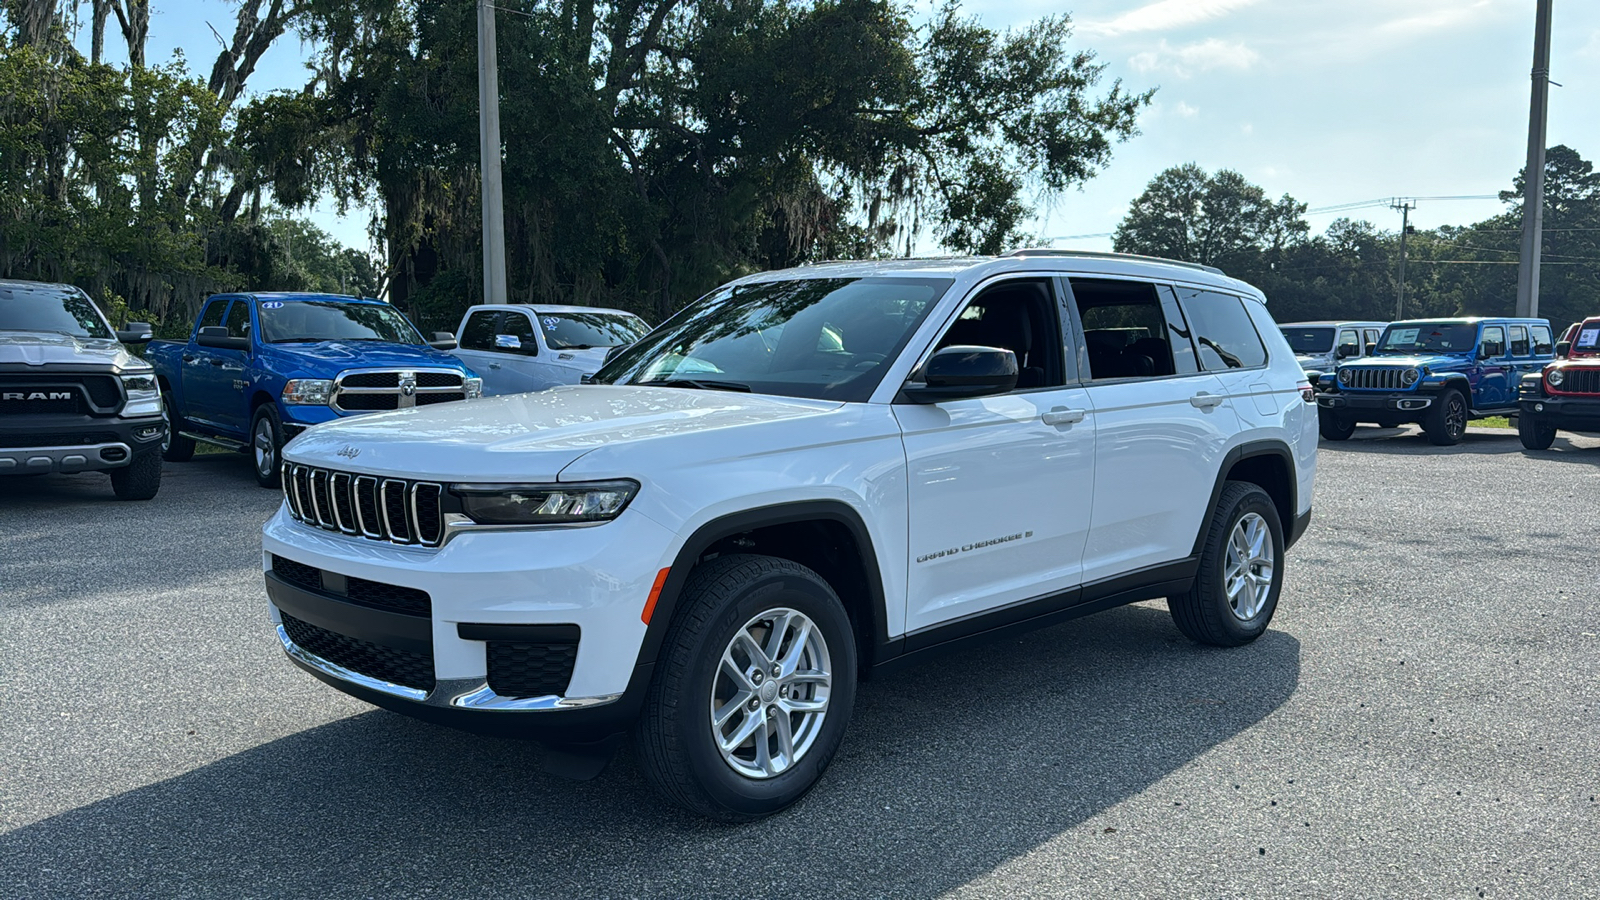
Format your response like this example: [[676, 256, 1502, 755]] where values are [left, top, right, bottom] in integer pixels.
[[3, 426, 1598, 899]]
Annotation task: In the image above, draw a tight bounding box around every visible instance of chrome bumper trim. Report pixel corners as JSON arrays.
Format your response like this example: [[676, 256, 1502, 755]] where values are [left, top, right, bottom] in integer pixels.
[[277, 624, 429, 702], [0, 441, 133, 473]]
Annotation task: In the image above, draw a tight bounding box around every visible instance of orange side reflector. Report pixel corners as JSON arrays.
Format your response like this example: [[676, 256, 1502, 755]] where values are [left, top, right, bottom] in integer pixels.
[[641, 568, 671, 625]]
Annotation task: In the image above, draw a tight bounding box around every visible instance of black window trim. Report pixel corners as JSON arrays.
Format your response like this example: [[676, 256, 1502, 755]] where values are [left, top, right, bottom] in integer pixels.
[[1057, 274, 1218, 387], [1172, 286, 1272, 374], [896, 273, 1078, 398]]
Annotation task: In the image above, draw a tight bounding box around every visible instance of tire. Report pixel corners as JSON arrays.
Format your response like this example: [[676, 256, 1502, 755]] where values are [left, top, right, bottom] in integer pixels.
[[1168, 482, 1283, 647], [634, 554, 858, 822], [161, 390, 195, 462], [1318, 410, 1356, 441], [109, 450, 162, 501], [1423, 388, 1469, 446], [250, 405, 283, 488], [1518, 412, 1557, 450]]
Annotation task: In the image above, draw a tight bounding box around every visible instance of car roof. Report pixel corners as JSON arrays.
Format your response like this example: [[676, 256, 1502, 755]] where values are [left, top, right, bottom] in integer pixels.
[[1389, 317, 1549, 325], [1279, 320, 1387, 327], [240, 292, 383, 304], [503, 304, 642, 316]]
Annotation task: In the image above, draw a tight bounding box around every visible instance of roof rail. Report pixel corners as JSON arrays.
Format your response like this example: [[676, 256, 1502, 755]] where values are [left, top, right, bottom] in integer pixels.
[[1002, 248, 1226, 276]]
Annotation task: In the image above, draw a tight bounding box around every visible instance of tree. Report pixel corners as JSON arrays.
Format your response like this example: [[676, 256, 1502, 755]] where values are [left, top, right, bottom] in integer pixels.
[[1112, 164, 1308, 272]]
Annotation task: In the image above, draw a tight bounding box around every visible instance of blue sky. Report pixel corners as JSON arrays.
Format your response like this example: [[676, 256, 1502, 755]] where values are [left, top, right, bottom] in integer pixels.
[[77, 0, 1600, 254]]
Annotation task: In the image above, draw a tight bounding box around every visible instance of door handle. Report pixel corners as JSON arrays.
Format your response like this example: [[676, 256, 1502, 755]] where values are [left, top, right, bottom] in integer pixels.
[[1190, 392, 1226, 409], [209, 358, 225, 367], [488, 363, 501, 370], [1042, 407, 1086, 426], [182, 354, 195, 362]]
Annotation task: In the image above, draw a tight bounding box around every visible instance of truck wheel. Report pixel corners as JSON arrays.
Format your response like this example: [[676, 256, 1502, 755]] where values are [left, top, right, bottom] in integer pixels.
[[1168, 482, 1283, 647], [1423, 388, 1468, 446], [634, 554, 857, 822], [161, 390, 195, 462], [1318, 410, 1356, 441], [109, 450, 162, 501], [1518, 412, 1557, 450], [250, 405, 283, 488]]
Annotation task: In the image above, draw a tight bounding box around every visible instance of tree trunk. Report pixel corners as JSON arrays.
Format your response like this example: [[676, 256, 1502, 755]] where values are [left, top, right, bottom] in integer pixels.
[[91, 0, 109, 64]]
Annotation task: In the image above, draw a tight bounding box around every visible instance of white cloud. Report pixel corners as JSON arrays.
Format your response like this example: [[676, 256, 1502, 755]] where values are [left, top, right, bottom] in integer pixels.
[[1380, 0, 1497, 36], [1175, 101, 1200, 118], [1129, 39, 1260, 77], [1080, 0, 1264, 37]]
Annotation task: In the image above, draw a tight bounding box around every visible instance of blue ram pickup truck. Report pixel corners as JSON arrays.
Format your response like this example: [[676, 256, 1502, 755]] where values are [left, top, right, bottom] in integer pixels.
[[1313, 316, 1554, 445], [147, 293, 480, 487]]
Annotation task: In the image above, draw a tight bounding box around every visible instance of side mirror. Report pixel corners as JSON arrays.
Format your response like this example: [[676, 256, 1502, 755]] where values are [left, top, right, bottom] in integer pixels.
[[902, 345, 1018, 404], [196, 325, 249, 351], [116, 322, 153, 344], [1478, 342, 1503, 359], [603, 343, 631, 364], [493, 333, 522, 350], [429, 331, 458, 351], [1555, 341, 1570, 358], [1336, 343, 1357, 359]]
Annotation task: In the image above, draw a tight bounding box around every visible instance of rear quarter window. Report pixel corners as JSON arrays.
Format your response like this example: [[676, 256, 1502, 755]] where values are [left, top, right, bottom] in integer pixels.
[[1174, 289, 1268, 370]]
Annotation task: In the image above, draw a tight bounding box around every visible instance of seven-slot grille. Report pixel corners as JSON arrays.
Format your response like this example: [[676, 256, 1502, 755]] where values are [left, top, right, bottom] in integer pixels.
[[1342, 367, 1415, 391], [282, 463, 445, 546], [331, 368, 466, 413], [1551, 367, 1600, 395]]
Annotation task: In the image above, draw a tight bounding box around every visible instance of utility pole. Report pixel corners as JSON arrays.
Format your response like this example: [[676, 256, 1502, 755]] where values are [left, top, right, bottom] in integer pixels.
[[477, 0, 508, 305], [1515, 0, 1554, 319], [1392, 199, 1415, 320]]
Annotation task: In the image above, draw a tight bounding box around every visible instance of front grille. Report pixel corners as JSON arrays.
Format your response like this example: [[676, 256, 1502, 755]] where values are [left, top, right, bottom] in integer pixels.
[[0, 371, 124, 415], [486, 641, 578, 698], [282, 464, 445, 547], [0, 395, 86, 415], [0, 430, 119, 448], [270, 554, 432, 616], [281, 612, 435, 692], [1342, 367, 1415, 391], [270, 554, 321, 593], [331, 368, 465, 414], [1551, 368, 1600, 395]]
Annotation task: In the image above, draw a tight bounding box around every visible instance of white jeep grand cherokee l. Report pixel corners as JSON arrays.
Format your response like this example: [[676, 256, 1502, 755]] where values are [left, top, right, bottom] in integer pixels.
[[263, 250, 1317, 820]]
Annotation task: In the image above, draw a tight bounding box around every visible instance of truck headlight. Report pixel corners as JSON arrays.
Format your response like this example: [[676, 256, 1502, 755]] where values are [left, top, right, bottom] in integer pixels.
[[120, 372, 162, 417], [1338, 368, 1353, 385], [1548, 368, 1564, 387], [282, 379, 334, 405], [465, 376, 483, 399], [1402, 368, 1420, 386], [452, 480, 638, 525]]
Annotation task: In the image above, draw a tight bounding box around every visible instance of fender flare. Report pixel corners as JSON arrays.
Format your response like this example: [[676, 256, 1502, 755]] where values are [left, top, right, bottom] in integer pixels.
[[1192, 439, 1303, 556]]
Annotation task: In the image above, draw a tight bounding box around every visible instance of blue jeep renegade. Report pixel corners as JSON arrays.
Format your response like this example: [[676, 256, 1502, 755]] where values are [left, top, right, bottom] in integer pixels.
[[1314, 317, 1555, 445]]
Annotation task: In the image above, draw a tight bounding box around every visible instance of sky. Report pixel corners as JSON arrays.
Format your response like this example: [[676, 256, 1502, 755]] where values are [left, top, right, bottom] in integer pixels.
[[70, 0, 1600, 255]]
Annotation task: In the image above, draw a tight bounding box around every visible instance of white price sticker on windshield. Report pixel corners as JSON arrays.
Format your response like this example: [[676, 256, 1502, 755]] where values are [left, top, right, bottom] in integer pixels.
[[1578, 328, 1600, 349], [1390, 327, 1419, 344]]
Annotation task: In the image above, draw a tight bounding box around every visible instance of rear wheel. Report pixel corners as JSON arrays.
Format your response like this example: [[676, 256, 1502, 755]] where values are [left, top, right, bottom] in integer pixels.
[[1423, 388, 1468, 446], [109, 450, 162, 500], [634, 554, 857, 821], [1168, 482, 1283, 647], [1518, 411, 1557, 450], [160, 390, 195, 462], [1318, 410, 1356, 441], [250, 405, 283, 488]]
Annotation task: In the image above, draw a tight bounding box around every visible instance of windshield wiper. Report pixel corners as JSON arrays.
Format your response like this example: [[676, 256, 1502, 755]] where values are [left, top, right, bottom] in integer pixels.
[[635, 378, 751, 392]]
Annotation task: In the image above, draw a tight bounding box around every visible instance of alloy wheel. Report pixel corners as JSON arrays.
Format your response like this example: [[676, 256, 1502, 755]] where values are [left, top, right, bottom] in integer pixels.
[[709, 607, 832, 779], [254, 417, 275, 477], [1223, 512, 1274, 621], [1446, 395, 1467, 440]]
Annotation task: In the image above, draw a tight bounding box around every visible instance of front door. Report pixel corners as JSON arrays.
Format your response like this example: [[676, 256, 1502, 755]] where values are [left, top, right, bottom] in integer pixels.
[[896, 277, 1096, 636], [185, 297, 250, 436], [1476, 324, 1510, 408]]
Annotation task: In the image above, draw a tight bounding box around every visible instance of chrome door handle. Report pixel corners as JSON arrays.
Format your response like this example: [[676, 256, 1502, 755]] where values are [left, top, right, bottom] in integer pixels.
[[1042, 407, 1086, 426], [488, 363, 501, 369], [1190, 392, 1226, 409]]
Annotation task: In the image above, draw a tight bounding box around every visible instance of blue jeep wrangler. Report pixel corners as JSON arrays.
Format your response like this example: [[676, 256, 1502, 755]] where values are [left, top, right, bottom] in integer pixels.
[[1314, 317, 1555, 445]]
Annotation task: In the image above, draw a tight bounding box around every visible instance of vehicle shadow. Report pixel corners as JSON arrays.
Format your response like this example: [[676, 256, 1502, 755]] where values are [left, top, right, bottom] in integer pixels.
[[0, 452, 261, 507], [1318, 427, 1525, 456], [0, 606, 1300, 899]]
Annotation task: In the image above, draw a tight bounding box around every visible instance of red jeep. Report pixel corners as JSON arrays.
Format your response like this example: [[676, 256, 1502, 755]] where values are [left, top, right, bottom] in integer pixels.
[[1518, 316, 1600, 449]]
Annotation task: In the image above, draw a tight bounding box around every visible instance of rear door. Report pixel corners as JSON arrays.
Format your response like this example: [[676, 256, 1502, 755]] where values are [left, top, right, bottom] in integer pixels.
[[1174, 287, 1277, 428]]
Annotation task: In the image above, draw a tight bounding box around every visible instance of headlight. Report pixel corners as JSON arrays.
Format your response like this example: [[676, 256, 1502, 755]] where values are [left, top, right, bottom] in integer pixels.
[[1338, 368, 1354, 385], [1548, 368, 1565, 387], [452, 480, 639, 525], [464, 376, 483, 399], [1402, 368, 1420, 386], [120, 372, 162, 416], [282, 379, 334, 405]]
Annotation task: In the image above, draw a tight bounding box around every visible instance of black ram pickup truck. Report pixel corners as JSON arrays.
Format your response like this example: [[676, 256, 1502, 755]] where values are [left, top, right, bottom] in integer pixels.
[[1, 279, 167, 500]]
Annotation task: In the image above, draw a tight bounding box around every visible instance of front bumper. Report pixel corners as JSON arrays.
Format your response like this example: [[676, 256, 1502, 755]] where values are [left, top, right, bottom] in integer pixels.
[[0, 412, 165, 474], [1315, 391, 1433, 414], [262, 504, 677, 740], [1520, 394, 1600, 432]]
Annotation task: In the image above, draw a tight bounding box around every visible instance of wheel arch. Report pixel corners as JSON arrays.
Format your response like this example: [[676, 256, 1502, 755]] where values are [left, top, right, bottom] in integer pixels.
[[250, 391, 277, 415], [1195, 440, 1299, 554]]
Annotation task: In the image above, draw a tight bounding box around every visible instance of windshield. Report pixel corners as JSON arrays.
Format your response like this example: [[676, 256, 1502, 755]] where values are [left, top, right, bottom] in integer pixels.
[[537, 311, 650, 350], [1281, 327, 1335, 354], [0, 284, 112, 338], [1378, 322, 1478, 355], [258, 300, 423, 345], [1572, 321, 1600, 357], [592, 276, 953, 401]]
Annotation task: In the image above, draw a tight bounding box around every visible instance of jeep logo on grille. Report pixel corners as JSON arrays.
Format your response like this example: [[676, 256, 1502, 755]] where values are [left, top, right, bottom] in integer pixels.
[[336, 446, 361, 459], [3, 391, 73, 401]]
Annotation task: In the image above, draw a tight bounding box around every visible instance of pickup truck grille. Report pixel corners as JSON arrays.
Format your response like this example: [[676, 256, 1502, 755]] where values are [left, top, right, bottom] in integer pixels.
[[1550, 368, 1600, 395], [282, 463, 445, 547], [1341, 367, 1414, 391], [0, 374, 122, 415], [331, 368, 466, 413]]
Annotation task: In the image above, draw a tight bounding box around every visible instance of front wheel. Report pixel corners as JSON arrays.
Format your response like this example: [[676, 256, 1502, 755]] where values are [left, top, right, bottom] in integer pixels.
[[1168, 482, 1284, 647], [1518, 412, 1557, 450], [109, 450, 162, 501], [1423, 388, 1469, 446], [1318, 410, 1356, 441], [634, 554, 857, 821], [161, 391, 195, 462], [250, 405, 283, 488]]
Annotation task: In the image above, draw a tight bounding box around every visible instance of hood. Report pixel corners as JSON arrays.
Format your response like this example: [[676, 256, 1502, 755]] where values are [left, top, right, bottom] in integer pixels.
[[0, 331, 147, 371], [272, 340, 471, 372], [284, 384, 843, 482], [1342, 353, 1469, 370]]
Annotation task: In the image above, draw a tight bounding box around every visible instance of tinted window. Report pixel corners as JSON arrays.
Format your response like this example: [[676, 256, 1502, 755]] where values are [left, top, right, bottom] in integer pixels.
[[225, 300, 252, 339], [1070, 278, 1193, 378], [460, 311, 501, 351], [1338, 329, 1361, 353], [1378, 322, 1476, 354], [930, 279, 1064, 389], [499, 311, 539, 356], [1509, 325, 1530, 357], [1481, 325, 1505, 356], [197, 298, 228, 331], [1281, 327, 1334, 354], [1532, 325, 1553, 355], [1364, 329, 1382, 349], [0, 284, 112, 338], [594, 277, 951, 402], [1176, 290, 1268, 370], [257, 301, 423, 345], [537, 311, 650, 350]]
